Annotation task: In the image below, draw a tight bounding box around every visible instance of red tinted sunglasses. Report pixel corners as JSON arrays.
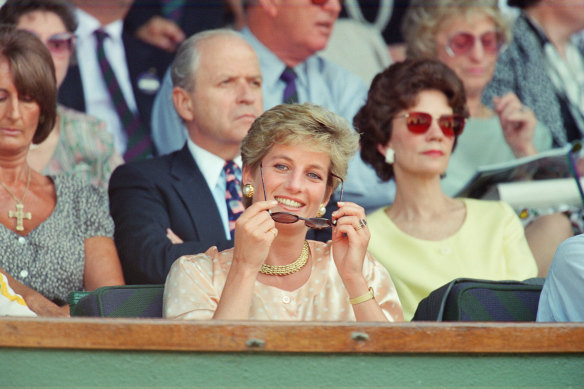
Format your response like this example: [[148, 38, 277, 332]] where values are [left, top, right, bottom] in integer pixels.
[[395, 112, 465, 137], [446, 30, 505, 57]]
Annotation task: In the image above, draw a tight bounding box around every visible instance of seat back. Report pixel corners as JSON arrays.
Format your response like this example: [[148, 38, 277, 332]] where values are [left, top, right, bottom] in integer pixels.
[[413, 278, 544, 322], [69, 285, 164, 318]]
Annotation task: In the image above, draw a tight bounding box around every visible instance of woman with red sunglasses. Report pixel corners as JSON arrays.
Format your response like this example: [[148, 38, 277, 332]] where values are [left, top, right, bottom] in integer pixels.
[[402, 0, 574, 277], [355, 58, 538, 320], [163, 103, 403, 322]]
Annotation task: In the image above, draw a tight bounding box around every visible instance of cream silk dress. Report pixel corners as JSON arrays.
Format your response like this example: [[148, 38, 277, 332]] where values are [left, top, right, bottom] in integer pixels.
[[164, 240, 403, 321]]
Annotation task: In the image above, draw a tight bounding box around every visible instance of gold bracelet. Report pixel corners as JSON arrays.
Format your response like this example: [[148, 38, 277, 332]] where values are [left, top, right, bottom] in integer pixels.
[[349, 287, 374, 305]]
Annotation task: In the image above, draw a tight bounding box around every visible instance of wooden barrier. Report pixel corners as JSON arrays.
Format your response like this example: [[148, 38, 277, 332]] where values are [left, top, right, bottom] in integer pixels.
[[1, 318, 583, 388]]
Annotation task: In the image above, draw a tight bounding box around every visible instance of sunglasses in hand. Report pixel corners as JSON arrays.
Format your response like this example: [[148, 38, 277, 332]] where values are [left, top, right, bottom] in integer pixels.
[[260, 163, 343, 229], [395, 111, 466, 137]]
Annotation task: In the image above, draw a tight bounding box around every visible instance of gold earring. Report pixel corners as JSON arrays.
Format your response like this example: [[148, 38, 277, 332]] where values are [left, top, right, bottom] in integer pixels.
[[242, 184, 254, 198], [316, 204, 326, 218]]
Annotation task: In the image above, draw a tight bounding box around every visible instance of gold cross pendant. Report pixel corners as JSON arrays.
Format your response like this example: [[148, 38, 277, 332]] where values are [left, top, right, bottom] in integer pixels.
[[8, 203, 32, 232]]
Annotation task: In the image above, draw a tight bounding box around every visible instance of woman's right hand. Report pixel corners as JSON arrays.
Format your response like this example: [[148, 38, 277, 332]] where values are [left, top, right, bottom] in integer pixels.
[[493, 93, 538, 157], [231, 200, 279, 272]]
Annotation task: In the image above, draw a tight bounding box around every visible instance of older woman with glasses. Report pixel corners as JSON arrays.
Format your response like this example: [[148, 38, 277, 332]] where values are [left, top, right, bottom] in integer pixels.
[[163, 103, 403, 322], [355, 58, 538, 320], [0, 0, 123, 189]]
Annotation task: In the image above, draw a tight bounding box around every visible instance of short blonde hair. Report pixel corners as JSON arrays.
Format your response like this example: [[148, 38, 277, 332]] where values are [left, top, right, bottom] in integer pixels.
[[240, 103, 359, 207], [403, 0, 511, 59]]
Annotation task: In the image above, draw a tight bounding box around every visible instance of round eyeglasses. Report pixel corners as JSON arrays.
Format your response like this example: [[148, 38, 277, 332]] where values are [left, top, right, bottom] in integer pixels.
[[445, 30, 506, 58]]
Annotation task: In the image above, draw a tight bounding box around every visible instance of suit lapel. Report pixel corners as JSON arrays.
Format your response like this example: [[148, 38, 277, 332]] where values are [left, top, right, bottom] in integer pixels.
[[58, 62, 86, 112], [170, 145, 227, 242]]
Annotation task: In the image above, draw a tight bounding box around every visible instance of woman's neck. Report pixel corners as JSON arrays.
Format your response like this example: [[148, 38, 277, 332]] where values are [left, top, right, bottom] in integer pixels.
[[264, 229, 308, 266], [389, 174, 453, 221], [0, 156, 30, 185]]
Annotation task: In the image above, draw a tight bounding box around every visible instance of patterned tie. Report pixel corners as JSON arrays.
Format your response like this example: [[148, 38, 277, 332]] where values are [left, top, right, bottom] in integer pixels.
[[94, 29, 154, 161], [280, 66, 299, 104], [224, 161, 244, 239]]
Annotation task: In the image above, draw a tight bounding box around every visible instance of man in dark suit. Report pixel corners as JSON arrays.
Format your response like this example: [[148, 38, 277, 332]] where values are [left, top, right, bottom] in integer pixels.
[[109, 29, 263, 284], [59, 0, 173, 160]]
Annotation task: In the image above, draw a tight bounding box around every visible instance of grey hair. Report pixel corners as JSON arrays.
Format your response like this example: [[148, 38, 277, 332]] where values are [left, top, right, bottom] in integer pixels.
[[402, 0, 511, 59], [170, 28, 245, 91]]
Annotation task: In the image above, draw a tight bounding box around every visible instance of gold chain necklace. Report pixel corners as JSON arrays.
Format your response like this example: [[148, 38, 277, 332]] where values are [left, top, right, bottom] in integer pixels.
[[1, 166, 32, 231], [259, 240, 309, 276]]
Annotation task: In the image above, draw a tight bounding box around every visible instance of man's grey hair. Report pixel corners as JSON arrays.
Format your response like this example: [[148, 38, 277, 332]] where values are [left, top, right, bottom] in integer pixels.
[[171, 28, 245, 91]]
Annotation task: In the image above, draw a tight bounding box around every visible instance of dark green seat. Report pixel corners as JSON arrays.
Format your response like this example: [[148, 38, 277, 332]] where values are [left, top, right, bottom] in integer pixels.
[[413, 278, 544, 321], [69, 285, 164, 318]]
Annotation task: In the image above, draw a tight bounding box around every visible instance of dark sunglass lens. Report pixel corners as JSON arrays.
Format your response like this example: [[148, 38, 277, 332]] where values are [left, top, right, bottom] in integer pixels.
[[438, 116, 455, 137], [271, 212, 299, 224], [305, 218, 332, 229], [452, 115, 466, 136], [407, 112, 432, 134]]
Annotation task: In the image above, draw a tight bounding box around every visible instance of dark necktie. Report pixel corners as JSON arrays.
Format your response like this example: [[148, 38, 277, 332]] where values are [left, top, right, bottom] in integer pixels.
[[94, 29, 154, 161], [224, 161, 244, 239], [280, 66, 299, 104]]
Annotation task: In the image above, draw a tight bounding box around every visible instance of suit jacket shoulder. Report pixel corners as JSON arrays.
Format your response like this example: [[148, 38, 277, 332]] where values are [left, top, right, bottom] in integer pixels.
[[109, 145, 233, 284]]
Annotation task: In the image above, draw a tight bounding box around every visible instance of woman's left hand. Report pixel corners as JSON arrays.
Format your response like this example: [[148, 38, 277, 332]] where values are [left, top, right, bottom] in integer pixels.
[[330, 201, 369, 281], [493, 93, 538, 157]]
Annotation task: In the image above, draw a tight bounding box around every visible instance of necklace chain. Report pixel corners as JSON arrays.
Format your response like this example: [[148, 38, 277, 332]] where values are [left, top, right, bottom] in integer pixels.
[[259, 240, 309, 276], [1, 166, 32, 231]]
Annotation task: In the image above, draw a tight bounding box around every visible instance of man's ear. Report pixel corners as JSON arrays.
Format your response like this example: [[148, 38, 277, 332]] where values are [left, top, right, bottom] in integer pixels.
[[258, 0, 279, 17], [172, 86, 195, 122]]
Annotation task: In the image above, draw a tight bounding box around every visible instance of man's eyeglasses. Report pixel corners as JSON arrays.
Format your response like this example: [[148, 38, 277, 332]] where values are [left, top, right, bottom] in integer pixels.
[[260, 163, 343, 229], [445, 30, 506, 58], [394, 112, 466, 137], [25, 30, 75, 57]]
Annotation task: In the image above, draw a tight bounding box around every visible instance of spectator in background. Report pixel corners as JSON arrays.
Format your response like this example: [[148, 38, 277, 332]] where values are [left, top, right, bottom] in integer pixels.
[[0, 26, 124, 317], [151, 0, 396, 218], [109, 30, 262, 284], [483, 0, 584, 145], [58, 0, 173, 161], [355, 59, 537, 320], [124, 0, 237, 53], [0, 0, 123, 189]]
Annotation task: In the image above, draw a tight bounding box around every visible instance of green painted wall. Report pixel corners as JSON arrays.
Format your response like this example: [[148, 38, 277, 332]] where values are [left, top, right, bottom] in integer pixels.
[[1, 349, 583, 388]]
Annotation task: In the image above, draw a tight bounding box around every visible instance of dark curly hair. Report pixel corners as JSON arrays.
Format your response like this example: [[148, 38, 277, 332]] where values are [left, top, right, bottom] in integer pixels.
[[354, 58, 468, 182]]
